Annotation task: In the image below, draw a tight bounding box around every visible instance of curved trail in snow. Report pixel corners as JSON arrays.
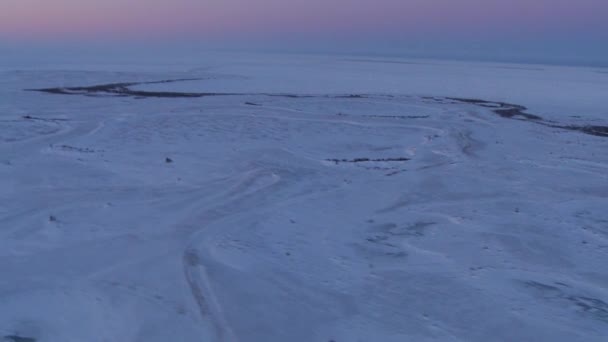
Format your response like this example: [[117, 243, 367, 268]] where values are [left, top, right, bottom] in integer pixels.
[[178, 163, 317, 341]]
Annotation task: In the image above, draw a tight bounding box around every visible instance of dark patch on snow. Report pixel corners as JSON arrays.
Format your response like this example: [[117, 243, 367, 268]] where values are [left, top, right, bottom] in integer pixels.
[[522, 280, 608, 323], [27, 79, 369, 100], [446, 97, 542, 121], [22, 115, 69, 122], [51, 144, 101, 153], [363, 222, 435, 258], [3, 335, 36, 342], [374, 222, 437, 238], [456, 130, 483, 157], [327, 157, 410, 164], [363, 114, 430, 119], [334, 94, 367, 99], [28, 80, 607, 138], [265, 94, 316, 99], [551, 124, 608, 138], [363, 231, 408, 257], [385, 169, 407, 177], [28, 78, 220, 98], [494, 108, 543, 121], [183, 249, 200, 266], [445, 97, 608, 138]]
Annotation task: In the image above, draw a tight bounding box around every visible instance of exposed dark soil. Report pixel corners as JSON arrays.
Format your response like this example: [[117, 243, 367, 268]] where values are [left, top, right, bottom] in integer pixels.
[[333, 94, 367, 99], [22, 115, 69, 122], [363, 114, 430, 119], [494, 108, 543, 121], [51, 144, 101, 153], [446, 97, 608, 138], [327, 157, 410, 164], [29, 79, 366, 100], [29, 79, 232, 98], [446, 97, 543, 120], [27, 79, 607, 138], [336, 113, 429, 119]]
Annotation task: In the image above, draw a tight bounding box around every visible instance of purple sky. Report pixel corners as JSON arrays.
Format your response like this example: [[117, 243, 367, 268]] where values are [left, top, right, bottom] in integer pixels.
[[1, 0, 607, 65]]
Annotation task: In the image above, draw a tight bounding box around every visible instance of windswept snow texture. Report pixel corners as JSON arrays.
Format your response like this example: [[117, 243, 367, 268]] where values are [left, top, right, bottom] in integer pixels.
[[1, 54, 608, 342]]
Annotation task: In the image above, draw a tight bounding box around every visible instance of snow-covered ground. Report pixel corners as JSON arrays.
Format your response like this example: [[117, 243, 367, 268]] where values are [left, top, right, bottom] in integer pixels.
[[1, 53, 607, 342]]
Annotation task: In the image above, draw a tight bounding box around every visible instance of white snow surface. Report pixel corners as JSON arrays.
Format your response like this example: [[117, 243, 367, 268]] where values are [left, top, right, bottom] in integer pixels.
[[1, 53, 608, 342]]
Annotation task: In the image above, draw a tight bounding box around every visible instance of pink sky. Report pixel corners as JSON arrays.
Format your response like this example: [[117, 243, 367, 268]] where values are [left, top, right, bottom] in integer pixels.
[[1, 0, 607, 41]]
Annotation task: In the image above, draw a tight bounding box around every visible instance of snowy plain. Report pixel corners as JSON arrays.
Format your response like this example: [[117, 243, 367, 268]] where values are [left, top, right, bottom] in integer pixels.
[[1, 53, 608, 342]]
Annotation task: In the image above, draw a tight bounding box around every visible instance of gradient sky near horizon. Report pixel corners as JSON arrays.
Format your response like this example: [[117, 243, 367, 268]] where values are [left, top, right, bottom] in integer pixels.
[[1, 0, 607, 65]]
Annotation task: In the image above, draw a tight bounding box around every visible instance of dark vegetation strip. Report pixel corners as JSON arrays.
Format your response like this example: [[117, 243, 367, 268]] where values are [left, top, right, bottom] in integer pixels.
[[363, 114, 430, 119], [23, 115, 69, 122], [27, 79, 607, 138], [446, 97, 608, 138], [27, 79, 367, 100], [327, 157, 410, 164], [336, 113, 429, 119], [446, 97, 543, 121]]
